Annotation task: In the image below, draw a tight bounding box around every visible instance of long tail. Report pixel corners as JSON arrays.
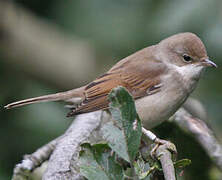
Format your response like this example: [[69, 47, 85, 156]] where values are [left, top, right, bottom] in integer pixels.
[[4, 87, 84, 109]]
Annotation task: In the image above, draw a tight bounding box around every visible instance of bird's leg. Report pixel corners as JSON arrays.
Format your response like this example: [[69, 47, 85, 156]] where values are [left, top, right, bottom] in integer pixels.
[[142, 127, 177, 159]]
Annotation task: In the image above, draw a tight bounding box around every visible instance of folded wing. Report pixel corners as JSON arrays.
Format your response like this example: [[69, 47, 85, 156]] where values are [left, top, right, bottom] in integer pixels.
[[67, 48, 166, 116]]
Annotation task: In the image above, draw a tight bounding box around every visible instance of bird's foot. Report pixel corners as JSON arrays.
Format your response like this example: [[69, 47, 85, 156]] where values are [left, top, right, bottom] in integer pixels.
[[150, 138, 177, 160]]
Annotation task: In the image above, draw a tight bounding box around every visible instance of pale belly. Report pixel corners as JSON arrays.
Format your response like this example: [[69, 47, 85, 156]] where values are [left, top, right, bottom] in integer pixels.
[[134, 69, 199, 129], [134, 63, 202, 129], [135, 86, 188, 129]]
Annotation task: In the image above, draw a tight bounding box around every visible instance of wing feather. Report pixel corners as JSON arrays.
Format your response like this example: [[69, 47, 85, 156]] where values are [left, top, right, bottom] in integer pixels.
[[67, 47, 167, 116]]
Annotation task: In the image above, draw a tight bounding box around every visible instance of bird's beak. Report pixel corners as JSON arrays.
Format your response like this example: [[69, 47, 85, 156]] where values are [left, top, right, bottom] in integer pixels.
[[201, 58, 217, 68]]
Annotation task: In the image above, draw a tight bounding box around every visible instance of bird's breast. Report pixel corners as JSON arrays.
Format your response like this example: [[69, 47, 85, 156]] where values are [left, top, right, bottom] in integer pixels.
[[135, 70, 197, 129]]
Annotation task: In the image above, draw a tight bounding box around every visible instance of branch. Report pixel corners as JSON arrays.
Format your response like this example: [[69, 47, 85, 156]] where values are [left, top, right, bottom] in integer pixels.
[[173, 107, 222, 171], [11, 111, 109, 180], [142, 127, 177, 180], [12, 136, 58, 180], [11, 97, 222, 179], [42, 111, 104, 180], [155, 143, 176, 180]]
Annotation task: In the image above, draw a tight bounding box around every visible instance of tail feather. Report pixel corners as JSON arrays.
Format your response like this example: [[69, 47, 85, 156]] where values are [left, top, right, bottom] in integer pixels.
[[4, 87, 84, 109]]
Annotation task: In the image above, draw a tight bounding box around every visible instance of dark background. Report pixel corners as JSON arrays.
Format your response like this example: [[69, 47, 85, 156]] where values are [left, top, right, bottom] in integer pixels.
[[0, 0, 222, 179]]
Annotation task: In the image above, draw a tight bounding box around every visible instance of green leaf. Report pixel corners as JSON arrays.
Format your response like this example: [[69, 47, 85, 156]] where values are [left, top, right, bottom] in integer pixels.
[[134, 155, 151, 179], [107, 156, 124, 180], [133, 155, 157, 180], [174, 159, 191, 169], [101, 122, 130, 162], [79, 143, 124, 180], [106, 86, 142, 163]]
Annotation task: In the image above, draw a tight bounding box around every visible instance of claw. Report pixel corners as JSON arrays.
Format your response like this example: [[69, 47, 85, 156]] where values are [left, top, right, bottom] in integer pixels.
[[150, 138, 177, 160]]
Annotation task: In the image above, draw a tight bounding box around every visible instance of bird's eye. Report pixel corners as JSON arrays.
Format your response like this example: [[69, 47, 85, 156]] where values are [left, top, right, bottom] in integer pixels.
[[183, 54, 192, 62]]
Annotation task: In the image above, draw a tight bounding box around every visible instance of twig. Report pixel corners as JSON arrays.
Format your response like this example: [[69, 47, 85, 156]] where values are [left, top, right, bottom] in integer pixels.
[[12, 137, 58, 180], [142, 127, 177, 180], [173, 107, 222, 171], [155, 143, 176, 180], [42, 111, 103, 180]]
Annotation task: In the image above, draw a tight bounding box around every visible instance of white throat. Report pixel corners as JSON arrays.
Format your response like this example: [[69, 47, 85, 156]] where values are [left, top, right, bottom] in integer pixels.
[[168, 63, 204, 94]]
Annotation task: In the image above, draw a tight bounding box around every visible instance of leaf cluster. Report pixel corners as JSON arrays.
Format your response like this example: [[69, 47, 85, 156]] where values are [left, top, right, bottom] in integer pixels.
[[79, 87, 191, 180]]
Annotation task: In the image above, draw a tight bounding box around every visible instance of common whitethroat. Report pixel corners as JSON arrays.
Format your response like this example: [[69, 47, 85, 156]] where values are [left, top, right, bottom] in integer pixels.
[[5, 32, 217, 129]]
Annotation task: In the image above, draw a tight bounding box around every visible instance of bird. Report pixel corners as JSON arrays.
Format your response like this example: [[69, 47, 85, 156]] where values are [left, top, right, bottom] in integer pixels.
[[4, 32, 217, 129]]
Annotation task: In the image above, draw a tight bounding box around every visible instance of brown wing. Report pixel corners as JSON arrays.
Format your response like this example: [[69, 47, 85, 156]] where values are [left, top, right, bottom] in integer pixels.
[[67, 47, 167, 116]]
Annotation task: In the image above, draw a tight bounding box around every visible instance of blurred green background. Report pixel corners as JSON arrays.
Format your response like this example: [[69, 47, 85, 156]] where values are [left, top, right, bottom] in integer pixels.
[[0, 0, 221, 179]]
